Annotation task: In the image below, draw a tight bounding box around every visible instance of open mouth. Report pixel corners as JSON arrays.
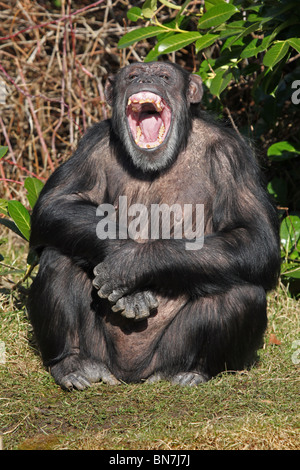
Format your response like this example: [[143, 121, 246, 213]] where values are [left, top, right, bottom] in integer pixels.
[[126, 92, 171, 149]]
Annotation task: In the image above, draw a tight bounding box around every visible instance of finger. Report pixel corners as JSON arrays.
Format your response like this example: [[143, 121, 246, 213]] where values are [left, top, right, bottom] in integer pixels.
[[108, 287, 128, 303], [120, 296, 136, 319], [111, 297, 126, 312], [98, 283, 113, 298], [92, 277, 101, 289], [144, 291, 159, 310], [134, 294, 151, 321], [93, 263, 109, 281], [121, 303, 136, 319], [93, 274, 109, 289], [134, 308, 150, 320], [93, 263, 104, 276], [60, 373, 91, 391]]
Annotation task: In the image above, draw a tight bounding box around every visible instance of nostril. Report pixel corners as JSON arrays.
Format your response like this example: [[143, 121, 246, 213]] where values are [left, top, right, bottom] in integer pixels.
[[138, 77, 152, 84]]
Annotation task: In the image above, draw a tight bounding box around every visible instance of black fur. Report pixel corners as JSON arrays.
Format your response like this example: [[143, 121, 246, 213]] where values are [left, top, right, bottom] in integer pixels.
[[28, 62, 280, 390]]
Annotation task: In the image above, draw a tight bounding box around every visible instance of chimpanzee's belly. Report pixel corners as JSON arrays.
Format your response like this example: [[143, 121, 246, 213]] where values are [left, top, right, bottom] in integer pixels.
[[103, 294, 188, 379]]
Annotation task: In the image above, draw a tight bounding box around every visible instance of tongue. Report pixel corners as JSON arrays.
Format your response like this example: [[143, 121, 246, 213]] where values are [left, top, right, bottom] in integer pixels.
[[140, 113, 162, 142]]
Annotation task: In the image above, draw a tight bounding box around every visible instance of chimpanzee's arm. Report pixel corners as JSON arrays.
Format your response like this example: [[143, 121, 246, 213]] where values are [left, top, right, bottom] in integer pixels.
[[93, 137, 280, 298], [94, 220, 279, 299], [30, 122, 117, 266]]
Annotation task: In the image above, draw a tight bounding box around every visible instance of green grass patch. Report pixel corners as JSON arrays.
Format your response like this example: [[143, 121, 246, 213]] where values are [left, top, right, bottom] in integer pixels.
[[0, 236, 299, 450]]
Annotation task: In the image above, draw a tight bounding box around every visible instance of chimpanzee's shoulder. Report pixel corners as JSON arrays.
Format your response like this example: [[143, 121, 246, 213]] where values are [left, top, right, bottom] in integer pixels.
[[78, 120, 112, 150], [192, 112, 248, 149], [68, 119, 112, 164], [191, 114, 221, 147]]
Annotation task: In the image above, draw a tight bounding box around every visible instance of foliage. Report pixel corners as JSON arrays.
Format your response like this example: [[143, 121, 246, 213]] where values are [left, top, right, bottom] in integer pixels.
[[120, 0, 300, 96], [118, 0, 300, 293], [0, 146, 44, 270], [0, 147, 44, 242]]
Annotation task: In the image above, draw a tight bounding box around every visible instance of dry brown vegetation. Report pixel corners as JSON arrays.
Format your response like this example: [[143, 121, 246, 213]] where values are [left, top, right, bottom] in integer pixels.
[[0, 0, 156, 201]]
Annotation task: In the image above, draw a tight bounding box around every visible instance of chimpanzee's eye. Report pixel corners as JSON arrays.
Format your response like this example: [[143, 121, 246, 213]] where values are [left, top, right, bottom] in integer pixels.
[[129, 74, 138, 81]]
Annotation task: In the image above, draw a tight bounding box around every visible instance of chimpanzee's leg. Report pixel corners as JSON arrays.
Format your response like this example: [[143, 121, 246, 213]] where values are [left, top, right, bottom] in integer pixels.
[[148, 284, 267, 385], [28, 247, 119, 390]]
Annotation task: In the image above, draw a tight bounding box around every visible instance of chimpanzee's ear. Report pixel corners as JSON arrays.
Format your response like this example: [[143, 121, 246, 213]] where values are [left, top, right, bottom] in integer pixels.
[[104, 75, 115, 106], [188, 74, 203, 104]]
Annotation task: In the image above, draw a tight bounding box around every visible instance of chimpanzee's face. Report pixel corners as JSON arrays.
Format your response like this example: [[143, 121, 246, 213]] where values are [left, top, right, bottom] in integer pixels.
[[105, 62, 202, 173], [122, 63, 183, 152]]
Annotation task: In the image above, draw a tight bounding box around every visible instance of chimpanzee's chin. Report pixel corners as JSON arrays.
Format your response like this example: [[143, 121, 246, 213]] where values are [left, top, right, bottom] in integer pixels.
[[128, 142, 176, 173]]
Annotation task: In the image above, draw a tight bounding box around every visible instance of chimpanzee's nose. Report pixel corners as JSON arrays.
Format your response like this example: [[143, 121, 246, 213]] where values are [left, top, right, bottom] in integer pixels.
[[137, 75, 153, 84]]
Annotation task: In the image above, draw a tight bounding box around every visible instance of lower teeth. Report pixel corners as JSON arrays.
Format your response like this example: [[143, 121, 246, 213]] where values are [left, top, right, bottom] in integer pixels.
[[135, 126, 142, 144], [135, 124, 165, 147]]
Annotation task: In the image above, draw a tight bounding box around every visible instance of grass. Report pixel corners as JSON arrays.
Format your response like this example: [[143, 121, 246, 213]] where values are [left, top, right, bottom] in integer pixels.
[[0, 233, 299, 451]]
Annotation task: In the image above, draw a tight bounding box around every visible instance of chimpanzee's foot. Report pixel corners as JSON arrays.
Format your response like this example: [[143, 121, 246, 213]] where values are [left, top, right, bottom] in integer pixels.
[[50, 356, 120, 391], [146, 371, 209, 386], [111, 290, 158, 321], [171, 371, 210, 385]]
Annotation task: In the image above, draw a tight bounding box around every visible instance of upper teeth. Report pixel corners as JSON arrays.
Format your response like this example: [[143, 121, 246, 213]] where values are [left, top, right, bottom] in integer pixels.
[[128, 97, 163, 111]]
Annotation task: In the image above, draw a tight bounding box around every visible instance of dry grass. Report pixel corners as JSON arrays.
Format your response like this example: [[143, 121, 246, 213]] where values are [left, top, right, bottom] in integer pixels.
[[0, 0, 153, 201]]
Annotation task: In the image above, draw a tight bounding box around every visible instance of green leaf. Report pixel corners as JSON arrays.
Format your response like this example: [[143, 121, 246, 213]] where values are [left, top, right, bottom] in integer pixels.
[[267, 141, 300, 161], [286, 269, 300, 280], [0, 217, 26, 240], [177, 0, 193, 17], [205, 0, 229, 10], [210, 69, 233, 97], [118, 26, 164, 48], [281, 263, 300, 279], [267, 178, 288, 205], [288, 38, 300, 54], [280, 215, 300, 254], [268, 141, 299, 156], [198, 4, 238, 29], [159, 0, 181, 10], [217, 20, 245, 39], [0, 146, 8, 159], [144, 44, 161, 62], [241, 36, 271, 59], [157, 32, 201, 54], [221, 33, 244, 50], [223, 22, 261, 50], [195, 34, 217, 53], [27, 248, 39, 266], [142, 0, 157, 18], [127, 7, 142, 22], [262, 59, 287, 97], [263, 41, 289, 69], [7, 200, 31, 241], [24, 177, 44, 209]]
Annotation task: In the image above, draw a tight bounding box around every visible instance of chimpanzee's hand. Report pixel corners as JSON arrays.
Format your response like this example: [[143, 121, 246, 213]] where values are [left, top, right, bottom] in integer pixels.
[[92, 258, 132, 302], [111, 290, 158, 321], [92, 259, 158, 321]]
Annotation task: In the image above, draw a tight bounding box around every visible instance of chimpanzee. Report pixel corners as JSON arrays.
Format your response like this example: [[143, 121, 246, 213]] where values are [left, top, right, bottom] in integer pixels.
[[28, 62, 280, 390]]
